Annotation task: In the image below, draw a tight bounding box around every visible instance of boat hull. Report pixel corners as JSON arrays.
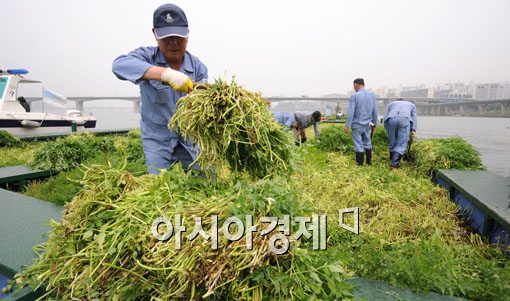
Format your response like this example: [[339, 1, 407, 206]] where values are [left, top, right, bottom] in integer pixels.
[[0, 112, 97, 136], [0, 119, 96, 128], [0, 120, 96, 136]]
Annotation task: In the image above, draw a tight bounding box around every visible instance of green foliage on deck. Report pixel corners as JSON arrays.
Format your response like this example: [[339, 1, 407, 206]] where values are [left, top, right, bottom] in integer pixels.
[[0, 130, 23, 148]]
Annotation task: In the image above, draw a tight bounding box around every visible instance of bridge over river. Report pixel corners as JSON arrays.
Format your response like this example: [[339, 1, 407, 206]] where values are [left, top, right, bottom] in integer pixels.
[[27, 97, 510, 118], [269, 97, 510, 117]]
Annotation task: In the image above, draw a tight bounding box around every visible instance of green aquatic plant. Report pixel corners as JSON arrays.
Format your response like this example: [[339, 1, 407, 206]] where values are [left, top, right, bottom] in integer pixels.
[[3, 122, 507, 300], [169, 79, 294, 179], [317, 124, 388, 156], [24, 149, 146, 205], [13, 161, 351, 300], [125, 128, 145, 163], [411, 137, 484, 175], [30, 133, 115, 171], [0, 142, 39, 167], [0, 129, 23, 148], [335, 232, 510, 301], [293, 143, 509, 300]]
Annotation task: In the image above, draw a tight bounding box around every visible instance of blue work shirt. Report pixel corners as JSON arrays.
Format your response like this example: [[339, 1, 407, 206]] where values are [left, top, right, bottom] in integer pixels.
[[273, 112, 294, 130], [345, 88, 378, 129], [383, 100, 417, 131], [112, 46, 208, 161], [295, 113, 320, 139]]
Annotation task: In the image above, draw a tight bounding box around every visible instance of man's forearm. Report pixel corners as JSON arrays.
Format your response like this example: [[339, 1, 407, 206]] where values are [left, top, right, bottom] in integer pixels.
[[142, 66, 166, 81]]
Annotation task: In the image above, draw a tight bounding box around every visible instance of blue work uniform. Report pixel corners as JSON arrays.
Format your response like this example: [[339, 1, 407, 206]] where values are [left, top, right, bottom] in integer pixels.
[[345, 88, 378, 152], [383, 100, 417, 155], [273, 112, 294, 131], [295, 113, 321, 140], [112, 47, 208, 174]]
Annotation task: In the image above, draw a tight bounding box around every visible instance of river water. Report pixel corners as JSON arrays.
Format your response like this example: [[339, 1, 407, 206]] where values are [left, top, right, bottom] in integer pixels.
[[418, 116, 510, 178], [73, 100, 510, 178]]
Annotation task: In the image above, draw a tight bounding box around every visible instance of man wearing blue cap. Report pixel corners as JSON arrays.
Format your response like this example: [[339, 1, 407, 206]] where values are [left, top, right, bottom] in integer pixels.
[[344, 78, 378, 166], [112, 3, 208, 175]]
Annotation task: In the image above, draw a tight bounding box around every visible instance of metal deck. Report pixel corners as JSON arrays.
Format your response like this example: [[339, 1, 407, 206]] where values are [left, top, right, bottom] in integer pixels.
[[0, 189, 62, 300], [435, 169, 510, 244], [0, 188, 63, 276], [347, 277, 467, 300], [0, 166, 53, 191], [16, 128, 134, 141]]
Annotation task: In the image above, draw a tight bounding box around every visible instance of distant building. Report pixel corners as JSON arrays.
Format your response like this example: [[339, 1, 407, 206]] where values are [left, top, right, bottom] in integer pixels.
[[374, 81, 508, 100], [400, 88, 429, 98], [435, 89, 472, 99], [503, 83, 510, 99], [474, 83, 504, 100], [434, 83, 472, 99], [385, 88, 398, 98]]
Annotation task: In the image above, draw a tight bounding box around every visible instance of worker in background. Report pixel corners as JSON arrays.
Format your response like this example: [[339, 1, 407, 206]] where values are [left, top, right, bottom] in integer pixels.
[[273, 112, 294, 131], [273, 111, 321, 146], [112, 4, 208, 175], [344, 78, 378, 166], [293, 111, 321, 146], [383, 98, 417, 168]]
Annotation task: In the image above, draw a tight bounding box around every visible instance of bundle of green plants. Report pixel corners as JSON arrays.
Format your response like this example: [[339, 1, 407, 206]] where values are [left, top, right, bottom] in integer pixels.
[[10, 161, 352, 300], [24, 149, 147, 205], [30, 133, 116, 171], [410, 137, 484, 176], [0, 129, 23, 148], [169, 79, 293, 179]]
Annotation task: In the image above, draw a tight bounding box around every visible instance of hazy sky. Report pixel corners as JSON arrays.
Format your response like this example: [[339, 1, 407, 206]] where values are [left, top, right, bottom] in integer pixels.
[[2, 0, 510, 97]]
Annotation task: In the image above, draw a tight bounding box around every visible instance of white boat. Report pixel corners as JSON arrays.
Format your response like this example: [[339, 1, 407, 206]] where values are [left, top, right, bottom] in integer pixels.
[[0, 69, 96, 136]]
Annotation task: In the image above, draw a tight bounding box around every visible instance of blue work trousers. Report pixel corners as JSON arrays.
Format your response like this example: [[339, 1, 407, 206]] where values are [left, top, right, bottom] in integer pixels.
[[384, 117, 411, 155], [142, 137, 199, 175], [351, 124, 372, 152]]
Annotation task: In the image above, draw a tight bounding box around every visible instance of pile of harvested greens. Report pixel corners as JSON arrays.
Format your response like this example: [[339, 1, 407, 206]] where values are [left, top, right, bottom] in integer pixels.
[[0, 130, 23, 148], [30, 133, 116, 172], [169, 79, 293, 179], [10, 161, 351, 300], [410, 137, 485, 175]]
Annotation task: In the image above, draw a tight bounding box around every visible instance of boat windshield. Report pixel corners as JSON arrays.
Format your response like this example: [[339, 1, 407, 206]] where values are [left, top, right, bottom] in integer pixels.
[[0, 76, 8, 102]]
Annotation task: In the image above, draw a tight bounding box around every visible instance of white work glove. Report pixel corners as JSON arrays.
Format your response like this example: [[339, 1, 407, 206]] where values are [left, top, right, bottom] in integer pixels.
[[161, 68, 193, 93]]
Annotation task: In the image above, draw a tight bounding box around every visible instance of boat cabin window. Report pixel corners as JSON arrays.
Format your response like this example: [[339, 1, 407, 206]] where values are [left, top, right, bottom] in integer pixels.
[[66, 110, 83, 117], [0, 77, 7, 100], [18, 96, 31, 112]]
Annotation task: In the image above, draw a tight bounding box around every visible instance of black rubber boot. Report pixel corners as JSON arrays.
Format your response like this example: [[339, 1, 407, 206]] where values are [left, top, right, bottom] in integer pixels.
[[365, 149, 372, 165], [355, 152, 364, 166], [390, 152, 402, 168], [389, 151, 394, 162]]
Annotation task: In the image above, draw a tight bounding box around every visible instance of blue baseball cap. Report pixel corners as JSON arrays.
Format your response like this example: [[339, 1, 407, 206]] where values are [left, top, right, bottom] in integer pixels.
[[153, 4, 189, 39]]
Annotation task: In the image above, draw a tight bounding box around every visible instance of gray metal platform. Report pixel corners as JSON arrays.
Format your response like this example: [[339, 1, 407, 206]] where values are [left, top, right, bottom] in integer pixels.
[[0, 189, 63, 277], [435, 169, 510, 244], [0, 166, 53, 192], [0, 189, 63, 300], [16, 128, 134, 141], [347, 277, 467, 300]]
